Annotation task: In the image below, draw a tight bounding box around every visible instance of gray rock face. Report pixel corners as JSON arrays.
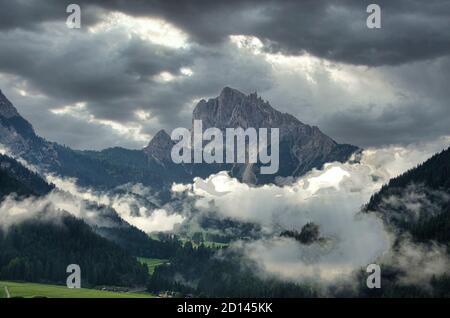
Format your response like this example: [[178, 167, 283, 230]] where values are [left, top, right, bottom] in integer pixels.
[[193, 87, 301, 131], [143, 129, 174, 164], [0, 117, 60, 171], [0, 90, 20, 118], [193, 86, 338, 147], [0, 91, 62, 171], [188, 87, 359, 182], [0, 91, 36, 156]]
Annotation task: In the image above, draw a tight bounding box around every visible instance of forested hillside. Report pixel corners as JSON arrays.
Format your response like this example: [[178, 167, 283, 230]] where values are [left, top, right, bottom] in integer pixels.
[[0, 155, 150, 287], [366, 147, 450, 243], [0, 154, 54, 198], [147, 242, 317, 298], [0, 214, 149, 286], [367, 147, 450, 208]]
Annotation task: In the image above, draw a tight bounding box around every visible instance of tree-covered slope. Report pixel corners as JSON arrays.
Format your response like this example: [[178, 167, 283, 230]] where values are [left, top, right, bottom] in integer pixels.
[[0, 154, 150, 287], [0, 214, 149, 287], [0, 154, 54, 198], [366, 146, 450, 243]]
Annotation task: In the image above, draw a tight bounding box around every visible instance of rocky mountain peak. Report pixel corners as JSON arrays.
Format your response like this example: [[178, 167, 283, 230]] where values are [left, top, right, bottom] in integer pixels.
[[0, 89, 20, 118], [187, 87, 359, 182], [143, 129, 174, 163], [219, 86, 246, 100], [193, 87, 303, 131]]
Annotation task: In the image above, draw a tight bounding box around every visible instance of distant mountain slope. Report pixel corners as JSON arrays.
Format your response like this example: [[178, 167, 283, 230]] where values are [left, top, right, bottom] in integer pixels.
[[0, 214, 149, 287], [0, 155, 151, 287], [0, 154, 54, 198], [0, 90, 171, 189], [366, 147, 450, 243], [0, 88, 358, 188]]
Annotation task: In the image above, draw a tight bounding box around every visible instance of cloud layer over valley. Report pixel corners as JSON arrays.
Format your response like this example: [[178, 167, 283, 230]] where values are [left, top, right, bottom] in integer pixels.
[[1, 136, 449, 291], [170, 137, 450, 286]]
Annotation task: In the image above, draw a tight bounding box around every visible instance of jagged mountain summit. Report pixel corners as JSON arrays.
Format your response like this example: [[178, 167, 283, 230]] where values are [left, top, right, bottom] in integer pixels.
[[143, 129, 175, 164], [0, 87, 358, 189], [147, 87, 359, 183], [194, 87, 302, 131]]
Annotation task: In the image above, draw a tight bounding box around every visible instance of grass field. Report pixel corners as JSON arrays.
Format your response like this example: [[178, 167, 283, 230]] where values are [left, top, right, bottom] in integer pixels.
[[137, 257, 168, 274], [0, 281, 155, 298], [201, 241, 228, 248], [148, 233, 228, 249], [178, 237, 229, 249]]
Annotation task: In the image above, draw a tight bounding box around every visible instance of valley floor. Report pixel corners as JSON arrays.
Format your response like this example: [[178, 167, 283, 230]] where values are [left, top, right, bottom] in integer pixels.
[[0, 281, 156, 298]]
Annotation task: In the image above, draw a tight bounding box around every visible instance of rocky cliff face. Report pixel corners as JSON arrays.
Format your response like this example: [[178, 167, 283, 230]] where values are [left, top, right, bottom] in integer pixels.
[[143, 129, 174, 164], [187, 87, 359, 183], [0, 90, 60, 169], [0, 90, 29, 152], [193, 87, 301, 131], [0, 89, 20, 118]]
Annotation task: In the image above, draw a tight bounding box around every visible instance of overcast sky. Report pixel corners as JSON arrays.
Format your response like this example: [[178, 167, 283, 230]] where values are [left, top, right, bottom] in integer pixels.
[[0, 0, 449, 150]]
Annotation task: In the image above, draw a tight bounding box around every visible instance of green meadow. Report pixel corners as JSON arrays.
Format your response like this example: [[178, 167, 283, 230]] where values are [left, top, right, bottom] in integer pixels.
[[0, 281, 155, 298], [137, 257, 169, 274]]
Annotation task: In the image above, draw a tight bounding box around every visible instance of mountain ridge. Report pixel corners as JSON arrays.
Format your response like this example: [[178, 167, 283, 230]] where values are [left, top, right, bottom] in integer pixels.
[[0, 89, 20, 118], [145, 87, 359, 183], [188, 87, 358, 182], [0, 87, 359, 188]]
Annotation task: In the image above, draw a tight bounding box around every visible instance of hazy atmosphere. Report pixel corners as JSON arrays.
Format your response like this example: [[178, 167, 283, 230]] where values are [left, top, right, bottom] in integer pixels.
[[1, 0, 450, 303]]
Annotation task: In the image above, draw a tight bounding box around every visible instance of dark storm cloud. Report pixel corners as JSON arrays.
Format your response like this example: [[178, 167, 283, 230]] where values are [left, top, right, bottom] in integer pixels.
[[0, 0, 63, 30], [0, 32, 179, 100], [0, 11, 273, 148], [0, 25, 271, 128], [319, 56, 450, 147], [0, 25, 196, 123], [0, 0, 449, 150], [74, 0, 450, 66], [321, 100, 450, 147], [3, 0, 449, 66], [0, 0, 100, 30], [0, 76, 146, 150], [116, 40, 273, 130]]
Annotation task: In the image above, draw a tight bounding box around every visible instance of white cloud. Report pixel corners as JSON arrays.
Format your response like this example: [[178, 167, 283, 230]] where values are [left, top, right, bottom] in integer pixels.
[[89, 12, 189, 49], [172, 138, 450, 284], [46, 175, 185, 233], [50, 102, 152, 145], [0, 195, 61, 231]]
